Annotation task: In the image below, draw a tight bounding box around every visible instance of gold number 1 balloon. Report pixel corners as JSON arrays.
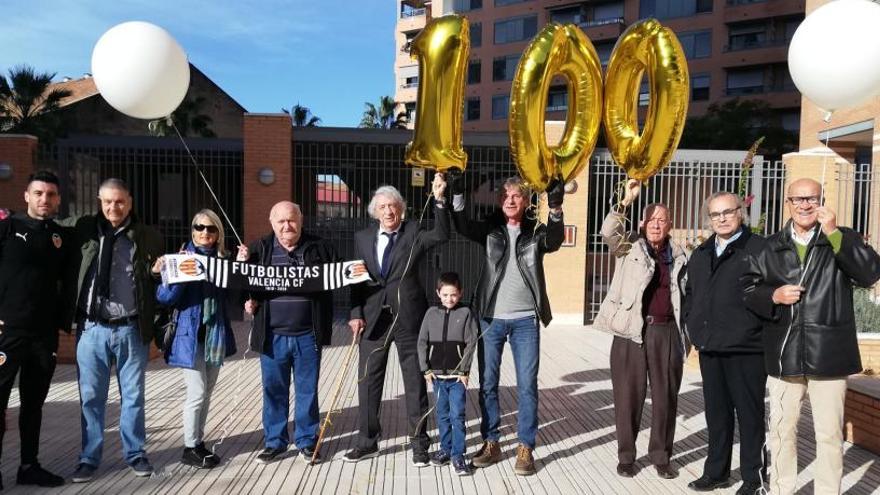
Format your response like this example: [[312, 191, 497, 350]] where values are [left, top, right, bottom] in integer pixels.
[[603, 19, 689, 181], [509, 23, 603, 193], [405, 15, 470, 172]]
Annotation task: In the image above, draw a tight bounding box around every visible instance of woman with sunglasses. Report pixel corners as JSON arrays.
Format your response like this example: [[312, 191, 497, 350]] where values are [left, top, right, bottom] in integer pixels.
[[155, 209, 238, 469]]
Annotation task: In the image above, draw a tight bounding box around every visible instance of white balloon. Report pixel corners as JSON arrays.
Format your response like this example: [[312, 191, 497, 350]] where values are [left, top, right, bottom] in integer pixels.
[[91, 21, 190, 120], [788, 0, 880, 112]]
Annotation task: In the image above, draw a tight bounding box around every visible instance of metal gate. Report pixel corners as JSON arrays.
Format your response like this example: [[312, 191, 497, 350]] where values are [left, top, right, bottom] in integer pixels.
[[41, 135, 244, 253], [585, 152, 787, 322]]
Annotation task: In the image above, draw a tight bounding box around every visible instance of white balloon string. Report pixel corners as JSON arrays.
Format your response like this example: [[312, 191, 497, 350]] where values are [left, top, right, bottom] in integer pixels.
[[169, 118, 244, 247]]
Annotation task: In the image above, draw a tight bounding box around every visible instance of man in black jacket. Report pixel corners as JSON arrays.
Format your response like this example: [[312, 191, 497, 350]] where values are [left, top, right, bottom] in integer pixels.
[[238, 201, 339, 464], [743, 178, 880, 495], [343, 175, 449, 467], [451, 175, 564, 476], [0, 171, 75, 489], [684, 192, 767, 495]]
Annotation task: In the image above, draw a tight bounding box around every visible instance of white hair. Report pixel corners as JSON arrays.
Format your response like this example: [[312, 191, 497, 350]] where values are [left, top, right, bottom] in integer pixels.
[[368, 185, 406, 220]]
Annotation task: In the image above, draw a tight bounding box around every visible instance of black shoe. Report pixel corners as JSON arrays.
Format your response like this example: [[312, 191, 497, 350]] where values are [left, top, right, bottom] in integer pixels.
[[300, 446, 321, 464], [655, 463, 679, 479], [129, 457, 154, 477], [616, 463, 636, 477], [688, 475, 733, 491], [430, 451, 451, 467], [17, 464, 64, 487], [182, 444, 220, 469], [255, 446, 287, 464], [411, 451, 430, 468], [71, 463, 97, 483], [343, 446, 379, 463], [736, 481, 764, 495], [453, 457, 473, 476]]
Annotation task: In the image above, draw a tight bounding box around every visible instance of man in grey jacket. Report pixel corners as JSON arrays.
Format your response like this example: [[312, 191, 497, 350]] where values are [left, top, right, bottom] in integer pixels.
[[593, 179, 688, 480]]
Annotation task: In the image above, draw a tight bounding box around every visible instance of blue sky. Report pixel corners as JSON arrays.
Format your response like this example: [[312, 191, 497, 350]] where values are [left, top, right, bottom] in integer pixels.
[[1, 0, 397, 127]]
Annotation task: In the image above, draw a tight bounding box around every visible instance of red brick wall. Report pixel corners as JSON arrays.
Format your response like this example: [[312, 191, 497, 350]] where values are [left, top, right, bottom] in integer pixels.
[[845, 388, 880, 454], [242, 113, 292, 243], [0, 134, 38, 211]]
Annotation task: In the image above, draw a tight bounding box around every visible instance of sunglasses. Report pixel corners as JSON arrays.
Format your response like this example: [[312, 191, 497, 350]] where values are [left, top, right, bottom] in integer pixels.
[[192, 224, 219, 234]]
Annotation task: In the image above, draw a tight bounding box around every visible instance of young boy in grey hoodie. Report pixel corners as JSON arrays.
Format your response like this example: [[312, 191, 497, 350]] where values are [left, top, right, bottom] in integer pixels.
[[417, 272, 479, 475]]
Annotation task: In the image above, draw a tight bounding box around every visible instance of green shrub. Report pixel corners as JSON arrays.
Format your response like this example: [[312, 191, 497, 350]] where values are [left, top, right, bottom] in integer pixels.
[[854, 288, 880, 333]]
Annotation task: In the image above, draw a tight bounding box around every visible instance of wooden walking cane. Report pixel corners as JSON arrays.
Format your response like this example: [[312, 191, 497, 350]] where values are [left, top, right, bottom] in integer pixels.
[[311, 333, 360, 464]]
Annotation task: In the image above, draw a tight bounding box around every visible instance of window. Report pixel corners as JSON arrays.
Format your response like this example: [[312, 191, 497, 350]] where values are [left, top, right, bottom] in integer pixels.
[[494, 15, 538, 44], [403, 75, 419, 88], [493, 55, 519, 81], [466, 98, 481, 120], [678, 30, 712, 59], [783, 18, 801, 40], [726, 68, 765, 95], [549, 6, 583, 24], [780, 110, 800, 132], [470, 22, 482, 48], [595, 41, 615, 67], [639, 0, 712, 19], [468, 60, 481, 84], [492, 94, 510, 119], [454, 0, 482, 12], [691, 74, 710, 100], [405, 102, 417, 124], [399, 65, 419, 88], [728, 22, 766, 51], [639, 81, 650, 106], [495, 0, 531, 5], [547, 86, 568, 112], [594, 2, 625, 21]]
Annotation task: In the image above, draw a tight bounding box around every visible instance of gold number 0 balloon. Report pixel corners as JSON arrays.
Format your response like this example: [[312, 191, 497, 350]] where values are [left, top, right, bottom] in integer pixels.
[[405, 15, 470, 172], [603, 19, 689, 181], [509, 24, 603, 193]]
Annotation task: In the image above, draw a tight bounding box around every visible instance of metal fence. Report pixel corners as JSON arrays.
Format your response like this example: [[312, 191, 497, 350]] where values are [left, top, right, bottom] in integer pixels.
[[585, 153, 787, 322], [40, 136, 244, 254], [837, 163, 880, 251]]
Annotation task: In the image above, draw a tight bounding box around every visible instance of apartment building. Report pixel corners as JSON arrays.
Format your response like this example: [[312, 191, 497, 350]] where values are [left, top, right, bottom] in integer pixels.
[[394, 0, 804, 134]]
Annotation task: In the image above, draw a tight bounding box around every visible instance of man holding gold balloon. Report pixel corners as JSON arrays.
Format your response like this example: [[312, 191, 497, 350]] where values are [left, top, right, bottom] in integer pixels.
[[593, 179, 688, 480], [450, 174, 564, 476]]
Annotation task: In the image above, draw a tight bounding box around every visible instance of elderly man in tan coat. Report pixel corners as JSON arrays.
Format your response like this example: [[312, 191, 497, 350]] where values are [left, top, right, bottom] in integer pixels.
[[593, 179, 688, 480]]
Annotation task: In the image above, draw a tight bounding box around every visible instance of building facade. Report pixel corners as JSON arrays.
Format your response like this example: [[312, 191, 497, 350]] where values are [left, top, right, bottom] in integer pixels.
[[394, 0, 804, 136]]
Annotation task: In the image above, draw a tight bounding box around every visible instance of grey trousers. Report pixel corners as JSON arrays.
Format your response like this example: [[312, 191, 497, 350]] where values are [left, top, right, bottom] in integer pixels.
[[182, 346, 221, 448]]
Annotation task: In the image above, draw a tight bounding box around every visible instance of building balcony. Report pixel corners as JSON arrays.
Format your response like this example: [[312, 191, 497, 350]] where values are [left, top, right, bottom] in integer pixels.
[[723, 0, 805, 23], [400, 7, 426, 18], [725, 82, 797, 97], [723, 37, 790, 52], [720, 42, 788, 67], [578, 17, 626, 41]]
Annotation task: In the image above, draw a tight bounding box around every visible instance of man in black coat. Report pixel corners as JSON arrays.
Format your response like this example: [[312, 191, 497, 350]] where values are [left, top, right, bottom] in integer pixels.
[[0, 171, 75, 489], [239, 201, 340, 464], [743, 178, 880, 495], [683, 192, 767, 495], [343, 174, 448, 467]]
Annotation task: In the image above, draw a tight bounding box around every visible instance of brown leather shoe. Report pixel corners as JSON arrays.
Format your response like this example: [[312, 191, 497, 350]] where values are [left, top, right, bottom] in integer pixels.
[[655, 463, 678, 479], [471, 441, 501, 468], [514, 445, 536, 476], [616, 463, 636, 477]]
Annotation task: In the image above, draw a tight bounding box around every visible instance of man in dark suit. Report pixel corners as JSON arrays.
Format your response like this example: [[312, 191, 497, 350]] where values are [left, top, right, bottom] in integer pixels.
[[343, 174, 449, 467]]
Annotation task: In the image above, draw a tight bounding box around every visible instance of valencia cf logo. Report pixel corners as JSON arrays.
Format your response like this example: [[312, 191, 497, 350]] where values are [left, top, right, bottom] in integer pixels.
[[179, 258, 205, 277], [52, 233, 62, 249]]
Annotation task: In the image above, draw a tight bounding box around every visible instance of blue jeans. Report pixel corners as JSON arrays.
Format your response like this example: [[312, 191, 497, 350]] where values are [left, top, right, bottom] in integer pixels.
[[76, 320, 149, 466], [478, 316, 540, 449], [260, 331, 321, 449], [434, 378, 467, 459]]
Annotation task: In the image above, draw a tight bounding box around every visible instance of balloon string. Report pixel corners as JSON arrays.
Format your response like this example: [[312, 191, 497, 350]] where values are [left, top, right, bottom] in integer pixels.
[[169, 118, 244, 247]]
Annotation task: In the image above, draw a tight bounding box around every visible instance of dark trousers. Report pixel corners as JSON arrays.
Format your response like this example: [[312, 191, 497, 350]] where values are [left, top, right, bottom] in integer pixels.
[[0, 333, 57, 465], [610, 322, 683, 465], [699, 351, 767, 483], [357, 311, 430, 453]]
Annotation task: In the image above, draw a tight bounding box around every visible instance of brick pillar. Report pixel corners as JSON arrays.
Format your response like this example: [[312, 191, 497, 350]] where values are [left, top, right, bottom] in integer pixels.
[[0, 134, 38, 211], [242, 113, 292, 243]]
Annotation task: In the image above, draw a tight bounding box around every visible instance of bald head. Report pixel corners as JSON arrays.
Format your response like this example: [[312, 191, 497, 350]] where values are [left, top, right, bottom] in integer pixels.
[[269, 201, 303, 249], [787, 178, 821, 197]]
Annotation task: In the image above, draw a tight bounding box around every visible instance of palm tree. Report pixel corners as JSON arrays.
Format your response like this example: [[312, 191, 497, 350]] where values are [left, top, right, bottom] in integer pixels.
[[283, 103, 321, 127], [359, 95, 408, 129], [0, 65, 71, 142], [149, 95, 216, 138]]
